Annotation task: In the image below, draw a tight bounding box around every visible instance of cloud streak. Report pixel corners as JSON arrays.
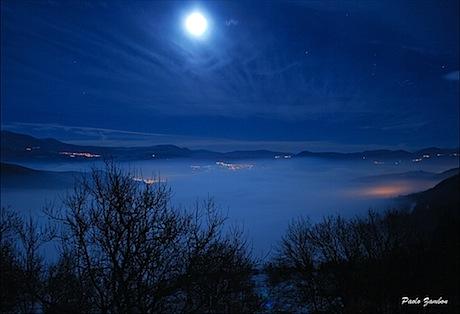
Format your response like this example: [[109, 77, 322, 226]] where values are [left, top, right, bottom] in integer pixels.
[[2, 122, 412, 153], [443, 70, 459, 81]]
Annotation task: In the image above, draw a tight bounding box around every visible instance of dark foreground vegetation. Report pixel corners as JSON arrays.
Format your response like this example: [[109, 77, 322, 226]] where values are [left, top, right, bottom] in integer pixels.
[[1, 163, 459, 313], [1, 163, 260, 313]]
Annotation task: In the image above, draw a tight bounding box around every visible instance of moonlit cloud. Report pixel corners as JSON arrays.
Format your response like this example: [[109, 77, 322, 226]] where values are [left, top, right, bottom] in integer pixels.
[[443, 70, 460, 81], [225, 19, 239, 26]]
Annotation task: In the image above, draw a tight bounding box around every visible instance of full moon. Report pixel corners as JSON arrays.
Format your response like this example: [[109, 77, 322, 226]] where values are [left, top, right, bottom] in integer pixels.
[[185, 12, 208, 37]]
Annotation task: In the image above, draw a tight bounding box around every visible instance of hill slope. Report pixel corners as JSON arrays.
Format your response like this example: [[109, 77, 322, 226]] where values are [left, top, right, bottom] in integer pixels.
[[1, 162, 79, 189]]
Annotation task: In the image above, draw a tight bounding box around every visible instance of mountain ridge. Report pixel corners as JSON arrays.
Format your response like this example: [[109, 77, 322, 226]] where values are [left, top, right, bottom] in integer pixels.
[[1, 130, 459, 162]]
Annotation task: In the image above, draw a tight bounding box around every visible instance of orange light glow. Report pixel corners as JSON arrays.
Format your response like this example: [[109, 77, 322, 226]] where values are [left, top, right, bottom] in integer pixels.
[[347, 180, 435, 198], [361, 185, 409, 197]]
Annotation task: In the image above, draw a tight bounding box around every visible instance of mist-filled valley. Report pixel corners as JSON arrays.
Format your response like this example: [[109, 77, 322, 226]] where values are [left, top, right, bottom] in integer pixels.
[[2, 157, 458, 256]]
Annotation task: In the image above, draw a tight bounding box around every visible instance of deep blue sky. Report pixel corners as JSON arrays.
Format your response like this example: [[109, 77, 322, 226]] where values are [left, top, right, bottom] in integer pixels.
[[1, 0, 459, 151]]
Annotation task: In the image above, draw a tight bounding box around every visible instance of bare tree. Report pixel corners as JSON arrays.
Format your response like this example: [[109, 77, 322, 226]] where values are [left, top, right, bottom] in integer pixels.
[[1, 207, 23, 313], [41, 249, 92, 314], [1, 207, 52, 313], [43, 162, 260, 313], [266, 206, 460, 314]]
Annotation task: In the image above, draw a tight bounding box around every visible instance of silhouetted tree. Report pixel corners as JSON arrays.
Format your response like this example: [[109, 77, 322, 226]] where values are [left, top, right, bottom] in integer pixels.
[[267, 203, 460, 313], [1, 207, 52, 313], [41, 250, 92, 314], [1, 163, 262, 313], [44, 162, 261, 313], [1, 207, 23, 313]]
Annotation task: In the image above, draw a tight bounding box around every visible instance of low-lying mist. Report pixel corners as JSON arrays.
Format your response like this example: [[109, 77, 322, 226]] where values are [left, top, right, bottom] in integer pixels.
[[1, 157, 458, 256]]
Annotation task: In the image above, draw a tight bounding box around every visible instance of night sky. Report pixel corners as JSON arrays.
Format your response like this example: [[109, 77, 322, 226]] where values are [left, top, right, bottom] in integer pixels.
[[1, 0, 459, 151]]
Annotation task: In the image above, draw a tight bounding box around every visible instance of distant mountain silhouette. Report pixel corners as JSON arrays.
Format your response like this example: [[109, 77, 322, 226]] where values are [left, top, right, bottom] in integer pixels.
[[296, 149, 413, 159], [297, 148, 458, 160], [356, 168, 459, 183], [0, 162, 79, 189], [1, 130, 458, 162]]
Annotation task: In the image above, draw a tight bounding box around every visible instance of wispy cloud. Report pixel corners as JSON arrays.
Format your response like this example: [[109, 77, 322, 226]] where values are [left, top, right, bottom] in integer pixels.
[[443, 70, 459, 81], [225, 19, 239, 27], [2, 122, 403, 153]]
